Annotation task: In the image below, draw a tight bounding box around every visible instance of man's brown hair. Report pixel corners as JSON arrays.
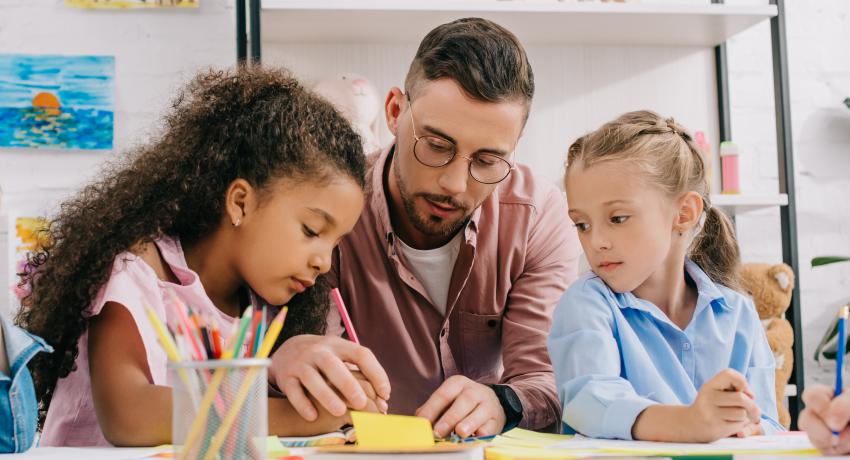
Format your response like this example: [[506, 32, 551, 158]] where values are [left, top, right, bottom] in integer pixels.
[[405, 17, 534, 116]]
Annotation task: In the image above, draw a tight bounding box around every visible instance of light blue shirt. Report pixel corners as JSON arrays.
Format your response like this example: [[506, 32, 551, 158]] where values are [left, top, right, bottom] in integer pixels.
[[547, 259, 782, 440]]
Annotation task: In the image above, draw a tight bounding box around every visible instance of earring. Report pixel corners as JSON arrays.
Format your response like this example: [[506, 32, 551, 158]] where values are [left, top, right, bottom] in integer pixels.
[[232, 218, 241, 227]]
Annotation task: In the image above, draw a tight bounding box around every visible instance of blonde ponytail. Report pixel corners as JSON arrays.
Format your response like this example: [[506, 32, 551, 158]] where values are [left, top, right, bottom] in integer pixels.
[[689, 206, 742, 291]]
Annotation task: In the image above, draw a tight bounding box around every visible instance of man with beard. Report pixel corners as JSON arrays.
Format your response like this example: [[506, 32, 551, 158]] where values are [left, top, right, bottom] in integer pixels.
[[270, 18, 581, 437]]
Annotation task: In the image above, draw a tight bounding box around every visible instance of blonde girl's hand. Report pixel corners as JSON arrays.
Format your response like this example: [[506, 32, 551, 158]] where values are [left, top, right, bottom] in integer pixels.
[[735, 421, 764, 438], [734, 386, 763, 438], [686, 369, 761, 442]]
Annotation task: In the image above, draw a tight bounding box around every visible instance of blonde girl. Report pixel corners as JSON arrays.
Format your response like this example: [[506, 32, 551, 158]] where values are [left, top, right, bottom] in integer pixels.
[[548, 110, 782, 442]]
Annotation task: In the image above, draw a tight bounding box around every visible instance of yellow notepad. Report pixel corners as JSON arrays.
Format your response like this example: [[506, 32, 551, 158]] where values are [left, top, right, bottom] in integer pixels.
[[352, 411, 434, 449], [317, 411, 482, 454]]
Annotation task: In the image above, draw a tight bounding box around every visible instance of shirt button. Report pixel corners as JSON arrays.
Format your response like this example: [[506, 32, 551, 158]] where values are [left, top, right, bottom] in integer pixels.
[[683, 342, 692, 351], [487, 319, 499, 328]]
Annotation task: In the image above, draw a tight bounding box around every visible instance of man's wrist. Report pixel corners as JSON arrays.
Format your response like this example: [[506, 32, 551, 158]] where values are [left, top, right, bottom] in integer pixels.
[[489, 384, 523, 431]]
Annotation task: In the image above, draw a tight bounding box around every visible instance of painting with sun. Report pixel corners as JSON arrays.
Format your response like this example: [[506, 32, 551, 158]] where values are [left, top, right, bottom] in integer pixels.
[[0, 54, 114, 150]]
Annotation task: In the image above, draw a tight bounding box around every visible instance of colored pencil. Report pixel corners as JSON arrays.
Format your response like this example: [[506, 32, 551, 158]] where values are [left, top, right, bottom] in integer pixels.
[[331, 288, 359, 344]]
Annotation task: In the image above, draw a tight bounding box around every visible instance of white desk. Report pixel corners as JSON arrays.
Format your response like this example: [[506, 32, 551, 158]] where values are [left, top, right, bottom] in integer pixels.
[[4, 447, 484, 459], [7, 448, 850, 460], [3, 447, 154, 459]]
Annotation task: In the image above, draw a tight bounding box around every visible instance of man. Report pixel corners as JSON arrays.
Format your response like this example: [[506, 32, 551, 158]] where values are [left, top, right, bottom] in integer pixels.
[[271, 17, 581, 437]]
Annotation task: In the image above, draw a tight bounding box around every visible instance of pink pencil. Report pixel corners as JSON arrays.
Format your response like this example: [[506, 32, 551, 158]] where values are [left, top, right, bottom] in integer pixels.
[[331, 288, 359, 344]]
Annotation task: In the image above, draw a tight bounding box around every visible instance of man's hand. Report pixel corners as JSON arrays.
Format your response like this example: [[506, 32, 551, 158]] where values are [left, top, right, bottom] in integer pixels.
[[270, 334, 390, 421], [416, 375, 507, 438]]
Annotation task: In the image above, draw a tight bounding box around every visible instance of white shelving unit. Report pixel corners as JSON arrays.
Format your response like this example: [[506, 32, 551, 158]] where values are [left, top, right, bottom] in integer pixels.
[[252, 0, 803, 425], [261, 1, 778, 46], [712, 193, 788, 214]]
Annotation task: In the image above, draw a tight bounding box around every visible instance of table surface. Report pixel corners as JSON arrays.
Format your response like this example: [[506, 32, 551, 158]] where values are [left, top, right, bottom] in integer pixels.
[[6, 448, 850, 460]]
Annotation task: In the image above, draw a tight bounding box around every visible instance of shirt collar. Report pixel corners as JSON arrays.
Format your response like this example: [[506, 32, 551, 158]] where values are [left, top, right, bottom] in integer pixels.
[[0, 315, 51, 375], [615, 259, 731, 316], [684, 258, 731, 311]]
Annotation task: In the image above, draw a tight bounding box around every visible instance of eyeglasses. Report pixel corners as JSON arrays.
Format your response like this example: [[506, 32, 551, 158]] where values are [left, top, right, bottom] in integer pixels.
[[405, 94, 514, 185]]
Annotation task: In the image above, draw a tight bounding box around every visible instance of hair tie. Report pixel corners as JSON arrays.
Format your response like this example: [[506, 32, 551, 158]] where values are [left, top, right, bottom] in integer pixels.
[[664, 117, 681, 136]]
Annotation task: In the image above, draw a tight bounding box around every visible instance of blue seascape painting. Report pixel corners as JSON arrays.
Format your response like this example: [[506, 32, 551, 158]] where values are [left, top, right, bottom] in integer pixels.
[[0, 54, 114, 150]]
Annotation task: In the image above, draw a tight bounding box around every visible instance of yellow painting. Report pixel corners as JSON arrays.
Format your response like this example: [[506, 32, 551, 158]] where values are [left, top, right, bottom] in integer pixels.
[[10, 217, 51, 306], [65, 0, 198, 8], [14, 217, 51, 253]]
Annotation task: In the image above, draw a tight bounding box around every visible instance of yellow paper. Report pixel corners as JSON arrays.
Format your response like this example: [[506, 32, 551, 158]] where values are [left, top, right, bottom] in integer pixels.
[[263, 436, 290, 457], [350, 411, 434, 449], [546, 433, 820, 456], [494, 428, 572, 448], [486, 445, 585, 460]]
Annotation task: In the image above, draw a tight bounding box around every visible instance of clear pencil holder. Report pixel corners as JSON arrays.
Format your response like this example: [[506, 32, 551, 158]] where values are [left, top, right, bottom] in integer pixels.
[[169, 358, 269, 460]]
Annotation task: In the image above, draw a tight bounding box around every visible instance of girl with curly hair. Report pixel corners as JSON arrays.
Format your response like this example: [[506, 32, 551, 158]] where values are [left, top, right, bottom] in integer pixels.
[[16, 66, 385, 447]]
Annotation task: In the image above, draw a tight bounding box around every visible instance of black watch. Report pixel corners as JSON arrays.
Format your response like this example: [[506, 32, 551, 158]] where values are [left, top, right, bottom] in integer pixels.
[[489, 384, 523, 431]]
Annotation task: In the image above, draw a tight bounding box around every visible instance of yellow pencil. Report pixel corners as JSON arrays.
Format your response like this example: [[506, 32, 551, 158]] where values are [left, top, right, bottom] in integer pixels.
[[177, 347, 235, 460], [145, 305, 205, 413], [201, 307, 288, 460], [144, 306, 183, 362], [178, 308, 253, 459], [257, 306, 288, 359]]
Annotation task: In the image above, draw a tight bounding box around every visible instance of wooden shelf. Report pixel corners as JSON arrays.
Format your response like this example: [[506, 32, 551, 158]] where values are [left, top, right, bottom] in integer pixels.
[[261, 0, 777, 46], [711, 193, 788, 214]]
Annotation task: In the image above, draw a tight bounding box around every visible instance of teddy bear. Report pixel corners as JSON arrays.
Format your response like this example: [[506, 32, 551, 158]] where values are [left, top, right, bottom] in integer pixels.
[[740, 262, 796, 428], [313, 73, 383, 154]]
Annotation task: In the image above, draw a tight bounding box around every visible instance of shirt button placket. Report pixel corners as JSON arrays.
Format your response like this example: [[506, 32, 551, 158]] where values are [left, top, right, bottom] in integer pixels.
[[682, 341, 695, 380], [439, 326, 458, 377]]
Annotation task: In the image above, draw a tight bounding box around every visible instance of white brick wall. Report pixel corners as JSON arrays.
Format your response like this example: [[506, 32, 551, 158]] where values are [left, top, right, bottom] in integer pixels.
[[0, 0, 236, 314], [726, 0, 850, 387], [0, 0, 235, 192], [0, 0, 848, 391]]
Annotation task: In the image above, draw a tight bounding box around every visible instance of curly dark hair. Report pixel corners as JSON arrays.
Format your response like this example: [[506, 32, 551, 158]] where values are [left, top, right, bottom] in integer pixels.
[[15, 66, 366, 424]]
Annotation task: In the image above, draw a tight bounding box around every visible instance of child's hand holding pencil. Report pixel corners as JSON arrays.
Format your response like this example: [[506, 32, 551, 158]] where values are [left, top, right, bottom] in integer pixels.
[[800, 384, 850, 455], [800, 305, 850, 455], [267, 289, 391, 423], [686, 369, 762, 441]]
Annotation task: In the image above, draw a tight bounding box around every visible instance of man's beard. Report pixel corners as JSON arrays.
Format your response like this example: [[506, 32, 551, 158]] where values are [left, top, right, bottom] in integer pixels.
[[395, 165, 472, 239]]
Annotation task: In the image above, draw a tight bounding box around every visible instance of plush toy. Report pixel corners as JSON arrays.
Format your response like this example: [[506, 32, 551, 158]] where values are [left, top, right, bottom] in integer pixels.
[[740, 262, 796, 428], [314, 73, 382, 154]]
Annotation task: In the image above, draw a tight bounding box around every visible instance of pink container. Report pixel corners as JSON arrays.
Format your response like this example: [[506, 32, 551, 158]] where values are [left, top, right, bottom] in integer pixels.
[[720, 141, 740, 194]]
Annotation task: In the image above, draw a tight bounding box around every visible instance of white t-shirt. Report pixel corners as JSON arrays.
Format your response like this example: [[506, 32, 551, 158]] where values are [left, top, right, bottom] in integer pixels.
[[396, 232, 463, 316]]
